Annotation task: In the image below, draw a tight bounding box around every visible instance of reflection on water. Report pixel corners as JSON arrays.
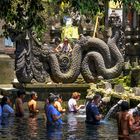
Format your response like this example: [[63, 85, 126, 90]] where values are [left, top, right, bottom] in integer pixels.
[[28, 116, 38, 138], [66, 113, 118, 140], [46, 124, 63, 140], [0, 111, 140, 140]]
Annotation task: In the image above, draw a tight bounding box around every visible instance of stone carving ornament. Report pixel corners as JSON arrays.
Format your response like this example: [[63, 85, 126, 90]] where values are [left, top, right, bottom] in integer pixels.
[[9, 14, 124, 84]]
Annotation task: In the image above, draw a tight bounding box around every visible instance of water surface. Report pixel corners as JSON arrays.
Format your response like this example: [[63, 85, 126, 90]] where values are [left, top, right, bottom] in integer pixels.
[[0, 102, 140, 140], [0, 112, 119, 140]]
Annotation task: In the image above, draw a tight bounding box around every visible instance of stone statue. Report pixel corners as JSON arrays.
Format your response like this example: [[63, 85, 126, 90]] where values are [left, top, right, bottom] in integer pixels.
[[8, 16, 124, 84]]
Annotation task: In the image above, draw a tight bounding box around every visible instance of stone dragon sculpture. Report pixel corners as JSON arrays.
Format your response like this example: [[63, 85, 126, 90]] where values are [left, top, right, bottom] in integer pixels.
[[9, 14, 124, 84]]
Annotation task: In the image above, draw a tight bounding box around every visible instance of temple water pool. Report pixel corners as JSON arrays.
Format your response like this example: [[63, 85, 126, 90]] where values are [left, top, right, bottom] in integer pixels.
[[0, 111, 119, 140], [0, 102, 140, 140]]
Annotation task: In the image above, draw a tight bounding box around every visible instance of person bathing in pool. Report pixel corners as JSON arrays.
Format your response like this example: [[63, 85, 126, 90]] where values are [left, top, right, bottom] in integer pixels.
[[116, 100, 140, 139], [85, 94, 103, 125]]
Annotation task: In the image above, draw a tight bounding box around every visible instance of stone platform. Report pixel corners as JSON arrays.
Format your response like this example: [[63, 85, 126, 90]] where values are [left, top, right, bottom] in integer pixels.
[[13, 83, 90, 101]]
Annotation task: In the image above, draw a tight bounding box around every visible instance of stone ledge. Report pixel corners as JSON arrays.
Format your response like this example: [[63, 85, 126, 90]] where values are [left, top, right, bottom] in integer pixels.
[[0, 54, 11, 58], [13, 83, 90, 89]]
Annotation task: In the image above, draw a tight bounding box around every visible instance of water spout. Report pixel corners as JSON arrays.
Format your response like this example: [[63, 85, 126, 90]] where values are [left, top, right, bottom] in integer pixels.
[[104, 104, 119, 121], [104, 100, 123, 121]]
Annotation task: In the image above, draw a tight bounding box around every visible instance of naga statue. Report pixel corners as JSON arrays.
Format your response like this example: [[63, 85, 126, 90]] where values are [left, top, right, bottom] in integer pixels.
[[9, 13, 124, 84]]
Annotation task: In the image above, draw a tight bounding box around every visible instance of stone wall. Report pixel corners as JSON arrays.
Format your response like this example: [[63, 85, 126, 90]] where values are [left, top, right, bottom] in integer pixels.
[[0, 55, 14, 84]]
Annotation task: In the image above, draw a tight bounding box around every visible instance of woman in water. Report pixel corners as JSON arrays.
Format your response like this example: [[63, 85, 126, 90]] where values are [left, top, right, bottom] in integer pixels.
[[0, 96, 14, 117]]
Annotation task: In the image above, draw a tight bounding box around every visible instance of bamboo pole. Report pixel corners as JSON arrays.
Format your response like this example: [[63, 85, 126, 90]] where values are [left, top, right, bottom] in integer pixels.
[[93, 16, 99, 37]]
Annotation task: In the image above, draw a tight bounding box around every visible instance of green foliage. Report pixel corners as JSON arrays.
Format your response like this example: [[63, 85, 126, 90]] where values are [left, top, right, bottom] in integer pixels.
[[69, 0, 140, 15], [69, 0, 105, 17], [0, 0, 45, 35], [111, 75, 131, 89], [113, 0, 140, 13], [134, 1, 140, 14], [0, 0, 140, 38]]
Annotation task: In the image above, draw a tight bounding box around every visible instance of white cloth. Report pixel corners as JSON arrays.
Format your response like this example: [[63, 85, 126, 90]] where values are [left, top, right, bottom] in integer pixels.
[[68, 98, 77, 112], [128, 108, 137, 115], [58, 43, 71, 53]]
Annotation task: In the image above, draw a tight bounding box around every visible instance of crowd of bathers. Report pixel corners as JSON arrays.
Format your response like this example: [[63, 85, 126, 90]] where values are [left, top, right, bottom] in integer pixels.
[[0, 90, 84, 119], [0, 89, 140, 138]]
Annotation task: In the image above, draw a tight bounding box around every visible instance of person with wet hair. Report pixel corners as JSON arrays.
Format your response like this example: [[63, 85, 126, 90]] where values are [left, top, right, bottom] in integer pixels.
[[44, 93, 56, 115], [28, 91, 39, 114], [15, 89, 26, 117], [45, 94, 63, 126], [54, 94, 66, 113], [85, 94, 103, 125], [116, 100, 140, 139], [0, 96, 14, 117]]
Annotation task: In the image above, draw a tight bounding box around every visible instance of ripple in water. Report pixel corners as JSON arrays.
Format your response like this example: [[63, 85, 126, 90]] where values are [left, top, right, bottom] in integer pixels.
[[0, 112, 119, 140]]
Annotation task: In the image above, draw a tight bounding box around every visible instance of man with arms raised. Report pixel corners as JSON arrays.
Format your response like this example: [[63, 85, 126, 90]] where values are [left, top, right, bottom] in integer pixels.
[[86, 93, 103, 125]]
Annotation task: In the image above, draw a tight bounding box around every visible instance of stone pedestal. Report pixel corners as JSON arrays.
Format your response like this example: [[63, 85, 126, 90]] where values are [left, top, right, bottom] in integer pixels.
[[13, 83, 90, 101]]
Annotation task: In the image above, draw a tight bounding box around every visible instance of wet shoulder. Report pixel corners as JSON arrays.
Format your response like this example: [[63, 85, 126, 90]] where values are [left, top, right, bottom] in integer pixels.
[[15, 98, 23, 104]]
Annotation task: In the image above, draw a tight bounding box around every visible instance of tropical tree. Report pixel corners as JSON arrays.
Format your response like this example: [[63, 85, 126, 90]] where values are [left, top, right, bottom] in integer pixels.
[[60, 0, 140, 15], [0, 0, 45, 32], [0, 0, 139, 38]]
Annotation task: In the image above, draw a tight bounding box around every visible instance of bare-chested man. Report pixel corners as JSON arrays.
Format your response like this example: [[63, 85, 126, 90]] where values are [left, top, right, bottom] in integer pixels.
[[117, 100, 140, 140], [15, 90, 26, 117], [28, 91, 39, 114]]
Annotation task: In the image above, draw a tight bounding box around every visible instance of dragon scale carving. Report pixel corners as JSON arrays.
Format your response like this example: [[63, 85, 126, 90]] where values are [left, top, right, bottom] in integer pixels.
[[81, 31, 124, 83], [15, 37, 33, 83], [12, 28, 124, 84]]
